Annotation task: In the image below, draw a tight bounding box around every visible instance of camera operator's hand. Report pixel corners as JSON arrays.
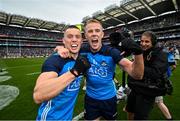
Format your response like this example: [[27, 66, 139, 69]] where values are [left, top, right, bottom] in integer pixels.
[[70, 55, 91, 77], [109, 32, 125, 48], [109, 32, 142, 55], [121, 38, 142, 55]]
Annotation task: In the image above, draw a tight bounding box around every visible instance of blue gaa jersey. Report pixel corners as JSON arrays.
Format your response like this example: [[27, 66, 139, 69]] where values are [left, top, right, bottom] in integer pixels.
[[168, 52, 175, 63], [81, 45, 123, 100], [36, 53, 82, 120]]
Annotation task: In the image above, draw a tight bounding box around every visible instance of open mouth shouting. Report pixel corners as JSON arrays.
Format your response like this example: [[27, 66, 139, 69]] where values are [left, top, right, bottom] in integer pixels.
[[91, 39, 98, 46], [71, 44, 78, 50]]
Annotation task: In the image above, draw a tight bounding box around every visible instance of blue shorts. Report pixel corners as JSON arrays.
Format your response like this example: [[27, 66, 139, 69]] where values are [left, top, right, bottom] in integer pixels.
[[84, 94, 117, 120]]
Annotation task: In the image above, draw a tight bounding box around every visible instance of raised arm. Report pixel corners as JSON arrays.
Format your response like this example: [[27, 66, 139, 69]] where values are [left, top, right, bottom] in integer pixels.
[[109, 32, 144, 80], [119, 54, 144, 80], [33, 71, 76, 104], [33, 56, 90, 104]]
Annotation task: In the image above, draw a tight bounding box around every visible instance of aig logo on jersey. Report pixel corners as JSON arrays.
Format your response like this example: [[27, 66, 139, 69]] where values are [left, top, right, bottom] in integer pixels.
[[89, 65, 108, 77], [67, 76, 82, 91]]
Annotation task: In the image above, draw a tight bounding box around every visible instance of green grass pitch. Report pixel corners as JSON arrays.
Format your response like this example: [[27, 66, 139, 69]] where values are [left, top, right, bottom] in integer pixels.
[[0, 58, 179, 120]]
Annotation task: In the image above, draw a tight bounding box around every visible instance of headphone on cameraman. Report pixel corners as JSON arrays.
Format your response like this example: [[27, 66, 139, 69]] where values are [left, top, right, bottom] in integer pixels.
[[147, 31, 157, 46]]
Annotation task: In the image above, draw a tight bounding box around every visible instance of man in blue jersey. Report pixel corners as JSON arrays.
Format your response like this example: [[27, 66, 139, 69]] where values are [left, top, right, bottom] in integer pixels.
[[33, 25, 90, 120], [55, 19, 144, 120], [167, 46, 176, 77]]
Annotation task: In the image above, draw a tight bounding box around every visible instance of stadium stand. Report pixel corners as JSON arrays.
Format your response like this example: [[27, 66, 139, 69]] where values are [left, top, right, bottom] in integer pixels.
[[0, 24, 64, 58], [0, 0, 180, 58]]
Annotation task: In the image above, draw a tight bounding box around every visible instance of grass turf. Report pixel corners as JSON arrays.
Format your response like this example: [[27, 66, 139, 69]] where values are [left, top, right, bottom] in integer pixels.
[[0, 58, 179, 120]]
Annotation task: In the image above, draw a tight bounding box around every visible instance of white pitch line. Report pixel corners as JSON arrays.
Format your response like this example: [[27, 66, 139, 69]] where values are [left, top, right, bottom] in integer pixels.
[[0, 76, 12, 82], [26, 72, 40, 76], [7, 64, 41, 69], [73, 112, 84, 121], [0, 71, 8, 76], [0, 85, 19, 110]]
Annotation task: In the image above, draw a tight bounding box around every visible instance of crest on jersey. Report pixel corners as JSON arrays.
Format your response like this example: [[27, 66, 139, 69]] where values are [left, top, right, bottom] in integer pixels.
[[101, 61, 107, 66]]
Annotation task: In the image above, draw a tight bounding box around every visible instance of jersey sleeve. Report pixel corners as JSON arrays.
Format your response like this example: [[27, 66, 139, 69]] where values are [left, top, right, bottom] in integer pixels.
[[41, 54, 64, 74], [109, 47, 123, 64]]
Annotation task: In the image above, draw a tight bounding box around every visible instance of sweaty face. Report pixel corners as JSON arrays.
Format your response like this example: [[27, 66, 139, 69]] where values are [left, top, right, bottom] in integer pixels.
[[140, 35, 153, 51], [85, 23, 104, 52], [63, 28, 82, 54]]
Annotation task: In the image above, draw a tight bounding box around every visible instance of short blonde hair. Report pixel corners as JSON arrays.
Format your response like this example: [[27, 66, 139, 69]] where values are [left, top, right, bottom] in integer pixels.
[[84, 19, 103, 30]]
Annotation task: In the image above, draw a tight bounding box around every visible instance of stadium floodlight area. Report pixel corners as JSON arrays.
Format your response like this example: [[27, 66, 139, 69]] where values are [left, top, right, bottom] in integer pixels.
[[10, 14, 28, 26], [26, 18, 44, 28], [120, 0, 133, 6], [0, 11, 7, 23], [104, 4, 119, 12], [82, 16, 91, 22], [92, 10, 103, 17], [0, 11, 68, 32]]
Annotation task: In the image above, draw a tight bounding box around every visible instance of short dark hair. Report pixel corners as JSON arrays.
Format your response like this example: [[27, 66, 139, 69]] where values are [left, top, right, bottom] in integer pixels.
[[63, 25, 81, 38], [64, 25, 80, 32], [142, 31, 157, 45]]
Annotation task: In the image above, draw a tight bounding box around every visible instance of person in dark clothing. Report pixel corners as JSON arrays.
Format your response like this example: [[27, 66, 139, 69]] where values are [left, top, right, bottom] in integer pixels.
[[125, 31, 169, 120]]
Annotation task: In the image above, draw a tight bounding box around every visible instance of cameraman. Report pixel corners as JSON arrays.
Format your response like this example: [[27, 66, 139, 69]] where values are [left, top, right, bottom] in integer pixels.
[[123, 31, 169, 120]]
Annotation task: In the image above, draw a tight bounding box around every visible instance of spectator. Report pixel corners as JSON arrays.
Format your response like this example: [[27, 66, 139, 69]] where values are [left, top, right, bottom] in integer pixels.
[[167, 46, 176, 77], [174, 47, 180, 64], [155, 96, 172, 120]]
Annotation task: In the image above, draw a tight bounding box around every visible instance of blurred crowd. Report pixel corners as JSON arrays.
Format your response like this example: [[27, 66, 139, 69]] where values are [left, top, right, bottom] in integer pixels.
[[0, 47, 53, 58], [0, 25, 62, 40], [0, 12, 179, 58]]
